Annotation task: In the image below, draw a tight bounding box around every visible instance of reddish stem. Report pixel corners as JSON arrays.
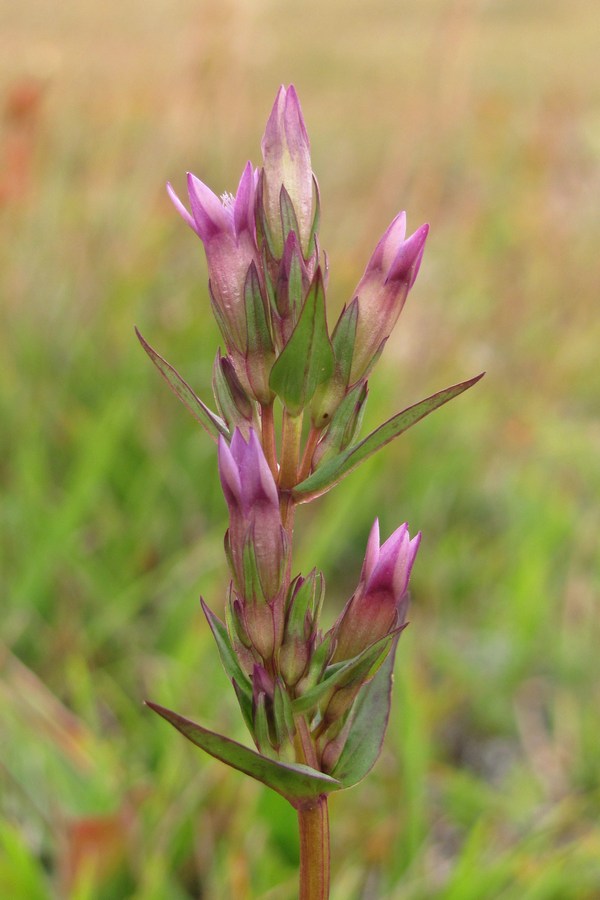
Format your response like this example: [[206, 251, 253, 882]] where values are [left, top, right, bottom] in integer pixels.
[[297, 424, 322, 484], [298, 795, 330, 900]]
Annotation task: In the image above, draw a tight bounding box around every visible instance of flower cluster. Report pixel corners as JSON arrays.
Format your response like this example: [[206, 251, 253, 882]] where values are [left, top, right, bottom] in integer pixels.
[[142, 85, 481, 808]]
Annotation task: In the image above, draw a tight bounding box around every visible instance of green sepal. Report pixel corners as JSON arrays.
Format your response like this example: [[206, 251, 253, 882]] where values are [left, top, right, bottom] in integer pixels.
[[244, 263, 275, 404], [296, 633, 333, 695], [242, 529, 269, 605], [309, 302, 358, 427], [313, 381, 368, 468], [330, 635, 400, 788], [146, 701, 342, 806], [279, 185, 301, 250], [331, 298, 358, 387], [292, 630, 396, 715], [253, 692, 276, 758], [245, 263, 274, 358], [255, 170, 277, 259], [294, 373, 485, 500], [135, 328, 229, 442], [286, 571, 316, 640], [307, 175, 321, 259], [273, 679, 296, 749], [225, 587, 252, 649], [286, 237, 305, 324], [269, 268, 335, 415], [212, 351, 256, 435]]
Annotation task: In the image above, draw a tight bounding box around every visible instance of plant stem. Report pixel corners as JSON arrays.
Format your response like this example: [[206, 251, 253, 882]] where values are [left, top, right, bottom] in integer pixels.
[[260, 402, 278, 481], [298, 795, 330, 900], [297, 424, 322, 483], [279, 409, 303, 536]]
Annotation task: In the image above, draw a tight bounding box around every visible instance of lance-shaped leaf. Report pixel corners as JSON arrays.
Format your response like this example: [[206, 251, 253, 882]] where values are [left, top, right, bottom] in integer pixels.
[[201, 599, 252, 715], [269, 269, 335, 415], [146, 702, 341, 805], [294, 373, 484, 501], [136, 328, 229, 441], [330, 634, 400, 788]]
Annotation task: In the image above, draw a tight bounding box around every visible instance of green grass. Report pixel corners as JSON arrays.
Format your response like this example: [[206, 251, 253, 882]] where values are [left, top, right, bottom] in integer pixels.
[[2, 0, 600, 896]]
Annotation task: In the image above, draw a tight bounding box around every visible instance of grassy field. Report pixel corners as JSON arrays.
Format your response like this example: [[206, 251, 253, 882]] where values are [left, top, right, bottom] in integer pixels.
[[2, 0, 600, 896]]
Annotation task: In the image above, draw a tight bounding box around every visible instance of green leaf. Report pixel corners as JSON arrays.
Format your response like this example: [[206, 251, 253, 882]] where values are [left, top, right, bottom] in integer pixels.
[[146, 702, 341, 805], [135, 328, 229, 441], [313, 381, 368, 467], [330, 635, 400, 788], [331, 299, 358, 386], [200, 598, 252, 706], [294, 373, 484, 500], [292, 631, 395, 714], [268, 269, 335, 415]]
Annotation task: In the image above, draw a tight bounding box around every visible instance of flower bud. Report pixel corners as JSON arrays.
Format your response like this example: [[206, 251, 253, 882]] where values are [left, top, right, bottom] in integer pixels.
[[345, 214, 429, 385], [279, 571, 323, 687], [331, 519, 420, 663], [261, 85, 315, 258], [218, 429, 287, 603]]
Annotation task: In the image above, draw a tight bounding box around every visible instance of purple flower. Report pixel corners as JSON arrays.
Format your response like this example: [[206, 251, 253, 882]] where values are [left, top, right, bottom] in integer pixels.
[[346, 214, 429, 384], [218, 428, 287, 604], [331, 519, 421, 662], [261, 85, 314, 257], [167, 162, 259, 352]]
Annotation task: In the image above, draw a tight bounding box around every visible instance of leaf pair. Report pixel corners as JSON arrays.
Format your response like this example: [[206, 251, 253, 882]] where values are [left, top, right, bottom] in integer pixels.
[[146, 640, 396, 805]]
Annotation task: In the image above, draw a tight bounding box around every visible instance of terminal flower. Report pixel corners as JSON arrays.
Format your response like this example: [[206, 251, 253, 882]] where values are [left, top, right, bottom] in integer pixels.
[[261, 84, 315, 257]]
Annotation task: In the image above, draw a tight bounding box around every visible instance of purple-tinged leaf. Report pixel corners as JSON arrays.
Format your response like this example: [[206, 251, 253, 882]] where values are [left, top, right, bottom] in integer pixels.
[[136, 328, 229, 441], [146, 701, 341, 805], [293, 373, 484, 501], [330, 635, 400, 788]]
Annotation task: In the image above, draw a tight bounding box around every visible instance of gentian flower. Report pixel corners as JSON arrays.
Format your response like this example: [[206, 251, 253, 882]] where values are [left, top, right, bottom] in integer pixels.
[[218, 429, 288, 660], [261, 85, 314, 258], [346, 214, 429, 385], [167, 162, 259, 353], [331, 518, 421, 662]]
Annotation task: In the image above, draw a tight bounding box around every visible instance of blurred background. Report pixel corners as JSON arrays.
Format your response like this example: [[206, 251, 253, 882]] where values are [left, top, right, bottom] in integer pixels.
[[2, 0, 599, 897]]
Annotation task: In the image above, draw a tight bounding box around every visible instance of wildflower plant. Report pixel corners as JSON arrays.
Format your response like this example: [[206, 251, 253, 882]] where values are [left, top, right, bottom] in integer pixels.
[[138, 85, 482, 898]]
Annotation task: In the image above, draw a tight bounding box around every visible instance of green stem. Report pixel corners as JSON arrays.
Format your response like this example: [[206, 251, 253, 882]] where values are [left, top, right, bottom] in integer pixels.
[[279, 409, 303, 537], [260, 402, 278, 481], [298, 423, 322, 483], [298, 795, 330, 900]]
